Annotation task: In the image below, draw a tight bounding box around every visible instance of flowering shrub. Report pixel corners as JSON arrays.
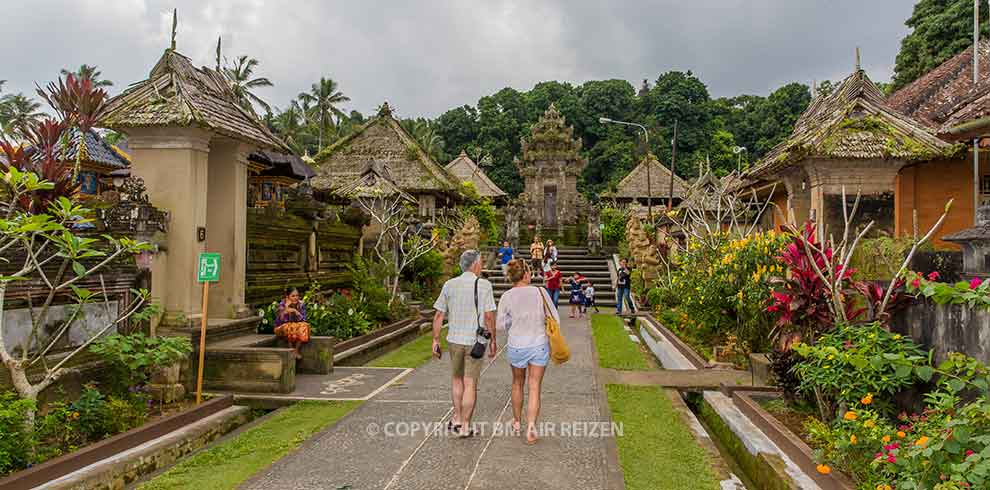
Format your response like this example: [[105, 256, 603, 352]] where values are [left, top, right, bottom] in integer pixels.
[[806, 401, 897, 487], [905, 271, 990, 310], [653, 230, 790, 354], [792, 323, 928, 420]]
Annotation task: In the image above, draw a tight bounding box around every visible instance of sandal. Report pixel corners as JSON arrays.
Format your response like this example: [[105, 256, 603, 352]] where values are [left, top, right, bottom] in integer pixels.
[[458, 428, 477, 438], [447, 420, 461, 432]]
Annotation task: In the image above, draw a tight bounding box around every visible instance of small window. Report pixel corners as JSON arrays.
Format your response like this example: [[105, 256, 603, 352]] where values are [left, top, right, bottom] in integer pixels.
[[982, 175, 990, 194]]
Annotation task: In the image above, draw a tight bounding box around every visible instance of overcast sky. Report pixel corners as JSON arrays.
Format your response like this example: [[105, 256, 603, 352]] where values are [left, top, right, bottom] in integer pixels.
[[0, 0, 916, 118]]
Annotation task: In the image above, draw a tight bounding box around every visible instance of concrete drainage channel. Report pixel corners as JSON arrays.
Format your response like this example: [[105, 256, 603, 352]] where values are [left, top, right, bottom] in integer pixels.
[[633, 316, 824, 490]]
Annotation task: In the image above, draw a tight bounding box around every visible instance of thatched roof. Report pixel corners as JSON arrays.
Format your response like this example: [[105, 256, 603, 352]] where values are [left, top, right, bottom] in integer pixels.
[[333, 160, 416, 204], [31, 128, 130, 172], [887, 41, 990, 128], [746, 66, 960, 180], [312, 103, 460, 196], [249, 150, 315, 180], [99, 49, 287, 150], [607, 153, 687, 199], [445, 150, 506, 198]]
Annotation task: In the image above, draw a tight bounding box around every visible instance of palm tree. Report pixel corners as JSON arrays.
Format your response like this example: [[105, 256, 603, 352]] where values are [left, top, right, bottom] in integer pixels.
[[60, 64, 112, 87], [272, 103, 307, 154], [224, 55, 273, 115], [0, 93, 44, 139], [297, 77, 349, 152]]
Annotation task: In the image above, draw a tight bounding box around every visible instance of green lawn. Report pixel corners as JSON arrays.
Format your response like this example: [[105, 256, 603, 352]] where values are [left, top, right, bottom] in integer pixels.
[[607, 385, 720, 490], [366, 327, 447, 368], [138, 401, 360, 490], [591, 314, 650, 370]]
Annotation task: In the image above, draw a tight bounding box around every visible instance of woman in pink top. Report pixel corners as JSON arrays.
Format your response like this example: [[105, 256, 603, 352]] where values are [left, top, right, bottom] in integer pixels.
[[497, 259, 559, 444]]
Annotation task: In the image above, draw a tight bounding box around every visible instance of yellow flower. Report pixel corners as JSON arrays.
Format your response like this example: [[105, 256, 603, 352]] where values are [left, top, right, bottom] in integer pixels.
[[897, 431, 906, 438], [843, 411, 858, 421], [863, 420, 875, 429], [861, 393, 873, 405], [877, 485, 892, 490], [915, 436, 929, 447], [849, 434, 857, 444], [816, 464, 831, 475], [893, 334, 901, 340]]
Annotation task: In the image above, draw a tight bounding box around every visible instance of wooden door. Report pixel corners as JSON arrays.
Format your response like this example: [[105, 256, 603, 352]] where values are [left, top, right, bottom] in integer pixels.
[[544, 185, 557, 226]]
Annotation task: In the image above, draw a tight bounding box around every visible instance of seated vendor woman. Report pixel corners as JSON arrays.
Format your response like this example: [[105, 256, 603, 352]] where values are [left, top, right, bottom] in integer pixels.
[[275, 287, 310, 359]]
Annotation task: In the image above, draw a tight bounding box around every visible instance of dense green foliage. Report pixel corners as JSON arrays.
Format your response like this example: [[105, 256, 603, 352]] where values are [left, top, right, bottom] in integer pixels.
[[599, 205, 628, 244], [891, 0, 990, 91], [0, 392, 34, 475], [90, 333, 193, 393]]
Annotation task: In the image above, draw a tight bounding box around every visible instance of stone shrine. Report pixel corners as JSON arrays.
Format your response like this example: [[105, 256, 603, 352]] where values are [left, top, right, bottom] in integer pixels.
[[514, 104, 587, 237]]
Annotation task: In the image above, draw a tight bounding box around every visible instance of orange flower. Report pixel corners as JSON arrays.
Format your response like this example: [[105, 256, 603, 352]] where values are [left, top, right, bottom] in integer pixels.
[[844, 411, 858, 421], [915, 436, 929, 447], [816, 464, 831, 475], [882, 435, 891, 443], [876, 485, 892, 490], [849, 434, 857, 444], [897, 431, 906, 438], [861, 393, 873, 405]]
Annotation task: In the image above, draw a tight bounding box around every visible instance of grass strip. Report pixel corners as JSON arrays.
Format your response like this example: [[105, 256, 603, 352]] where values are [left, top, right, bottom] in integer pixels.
[[591, 314, 650, 370], [606, 385, 720, 490], [138, 400, 360, 490], [366, 327, 448, 368]]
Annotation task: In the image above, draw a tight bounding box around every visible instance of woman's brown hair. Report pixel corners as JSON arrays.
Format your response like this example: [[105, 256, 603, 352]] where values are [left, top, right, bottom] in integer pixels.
[[506, 258, 530, 284]]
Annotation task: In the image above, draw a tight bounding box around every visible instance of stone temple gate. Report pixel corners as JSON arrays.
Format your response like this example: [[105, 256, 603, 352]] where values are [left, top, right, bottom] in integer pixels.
[[514, 104, 588, 237], [100, 47, 290, 324]]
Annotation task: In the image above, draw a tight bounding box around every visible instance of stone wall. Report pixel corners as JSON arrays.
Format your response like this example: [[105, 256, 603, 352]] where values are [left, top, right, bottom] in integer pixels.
[[246, 209, 360, 306], [893, 300, 990, 364]]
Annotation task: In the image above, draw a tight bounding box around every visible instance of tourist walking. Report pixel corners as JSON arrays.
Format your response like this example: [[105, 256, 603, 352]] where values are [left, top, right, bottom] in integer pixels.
[[497, 240, 514, 277], [568, 272, 588, 319], [432, 250, 497, 438], [616, 258, 636, 315], [529, 236, 544, 275], [544, 263, 563, 307], [544, 239, 558, 268], [274, 287, 311, 360], [497, 259, 557, 444]]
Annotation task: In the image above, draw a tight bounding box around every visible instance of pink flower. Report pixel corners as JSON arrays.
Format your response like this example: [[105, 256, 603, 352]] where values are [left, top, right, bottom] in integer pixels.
[[874, 452, 884, 459], [911, 278, 921, 289], [970, 278, 984, 289], [966, 449, 976, 458], [887, 455, 897, 463], [927, 271, 940, 281]]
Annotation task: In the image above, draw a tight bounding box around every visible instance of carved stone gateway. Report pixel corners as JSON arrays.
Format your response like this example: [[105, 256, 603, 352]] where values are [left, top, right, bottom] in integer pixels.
[[514, 104, 588, 237]]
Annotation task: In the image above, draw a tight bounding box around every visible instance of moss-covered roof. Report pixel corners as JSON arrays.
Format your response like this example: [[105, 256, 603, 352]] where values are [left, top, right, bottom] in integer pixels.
[[333, 160, 416, 203], [606, 153, 687, 199], [311, 102, 460, 195], [746, 68, 961, 180], [445, 150, 506, 198], [98, 49, 287, 150]]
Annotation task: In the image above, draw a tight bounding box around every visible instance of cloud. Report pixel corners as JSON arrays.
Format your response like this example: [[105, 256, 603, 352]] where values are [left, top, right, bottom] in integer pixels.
[[0, 0, 914, 119]]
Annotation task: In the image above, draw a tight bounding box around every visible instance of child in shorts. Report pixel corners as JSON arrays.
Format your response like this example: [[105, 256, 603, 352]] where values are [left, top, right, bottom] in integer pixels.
[[583, 283, 599, 314]]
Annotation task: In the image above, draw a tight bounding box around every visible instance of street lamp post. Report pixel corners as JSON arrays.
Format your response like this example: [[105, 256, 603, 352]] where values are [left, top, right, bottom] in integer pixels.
[[732, 146, 748, 174], [599, 117, 653, 222]]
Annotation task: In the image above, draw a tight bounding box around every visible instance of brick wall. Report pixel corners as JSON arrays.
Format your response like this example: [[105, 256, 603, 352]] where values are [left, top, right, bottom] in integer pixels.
[[895, 154, 987, 249]]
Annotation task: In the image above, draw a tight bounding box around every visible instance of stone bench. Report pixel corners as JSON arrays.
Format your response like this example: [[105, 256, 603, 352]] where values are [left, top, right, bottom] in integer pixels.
[[191, 333, 335, 394]]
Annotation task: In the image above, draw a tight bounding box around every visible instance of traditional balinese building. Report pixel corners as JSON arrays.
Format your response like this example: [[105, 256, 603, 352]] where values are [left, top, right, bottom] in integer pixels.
[[741, 58, 961, 238], [246, 150, 315, 209], [605, 153, 687, 210], [311, 103, 460, 217], [514, 103, 587, 235], [36, 128, 131, 197], [887, 41, 990, 247], [445, 150, 507, 202]]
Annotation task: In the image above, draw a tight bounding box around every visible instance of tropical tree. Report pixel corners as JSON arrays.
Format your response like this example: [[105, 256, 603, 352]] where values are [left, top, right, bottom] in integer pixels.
[[60, 64, 112, 87], [298, 77, 350, 152], [0, 94, 45, 139], [892, 0, 989, 90], [224, 55, 273, 115]]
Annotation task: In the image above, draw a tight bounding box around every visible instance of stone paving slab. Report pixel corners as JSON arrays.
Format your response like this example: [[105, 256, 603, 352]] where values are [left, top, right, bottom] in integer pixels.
[[240, 315, 619, 490], [213, 367, 412, 402]]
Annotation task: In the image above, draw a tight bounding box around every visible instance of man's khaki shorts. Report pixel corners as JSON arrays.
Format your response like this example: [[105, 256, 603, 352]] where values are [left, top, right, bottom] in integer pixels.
[[448, 342, 483, 380]]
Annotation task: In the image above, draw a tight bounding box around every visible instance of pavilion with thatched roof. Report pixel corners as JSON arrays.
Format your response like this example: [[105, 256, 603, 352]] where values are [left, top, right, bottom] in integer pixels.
[[445, 150, 506, 201], [740, 52, 962, 236], [605, 153, 687, 209], [312, 102, 461, 217]]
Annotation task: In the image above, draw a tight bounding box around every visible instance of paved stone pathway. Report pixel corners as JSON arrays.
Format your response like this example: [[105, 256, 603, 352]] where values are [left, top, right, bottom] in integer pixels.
[[241, 315, 623, 490]]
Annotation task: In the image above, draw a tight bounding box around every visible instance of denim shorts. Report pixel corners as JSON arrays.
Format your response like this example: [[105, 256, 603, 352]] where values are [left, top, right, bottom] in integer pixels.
[[507, 343, 550, 368]]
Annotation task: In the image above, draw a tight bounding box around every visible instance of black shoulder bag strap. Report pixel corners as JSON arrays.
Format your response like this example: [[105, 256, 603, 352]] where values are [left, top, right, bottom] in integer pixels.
[[474, 277, 480, 331]]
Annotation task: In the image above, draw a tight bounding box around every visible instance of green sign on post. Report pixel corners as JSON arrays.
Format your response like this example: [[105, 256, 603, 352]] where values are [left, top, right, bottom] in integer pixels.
[[197, 252, 221, 283]]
